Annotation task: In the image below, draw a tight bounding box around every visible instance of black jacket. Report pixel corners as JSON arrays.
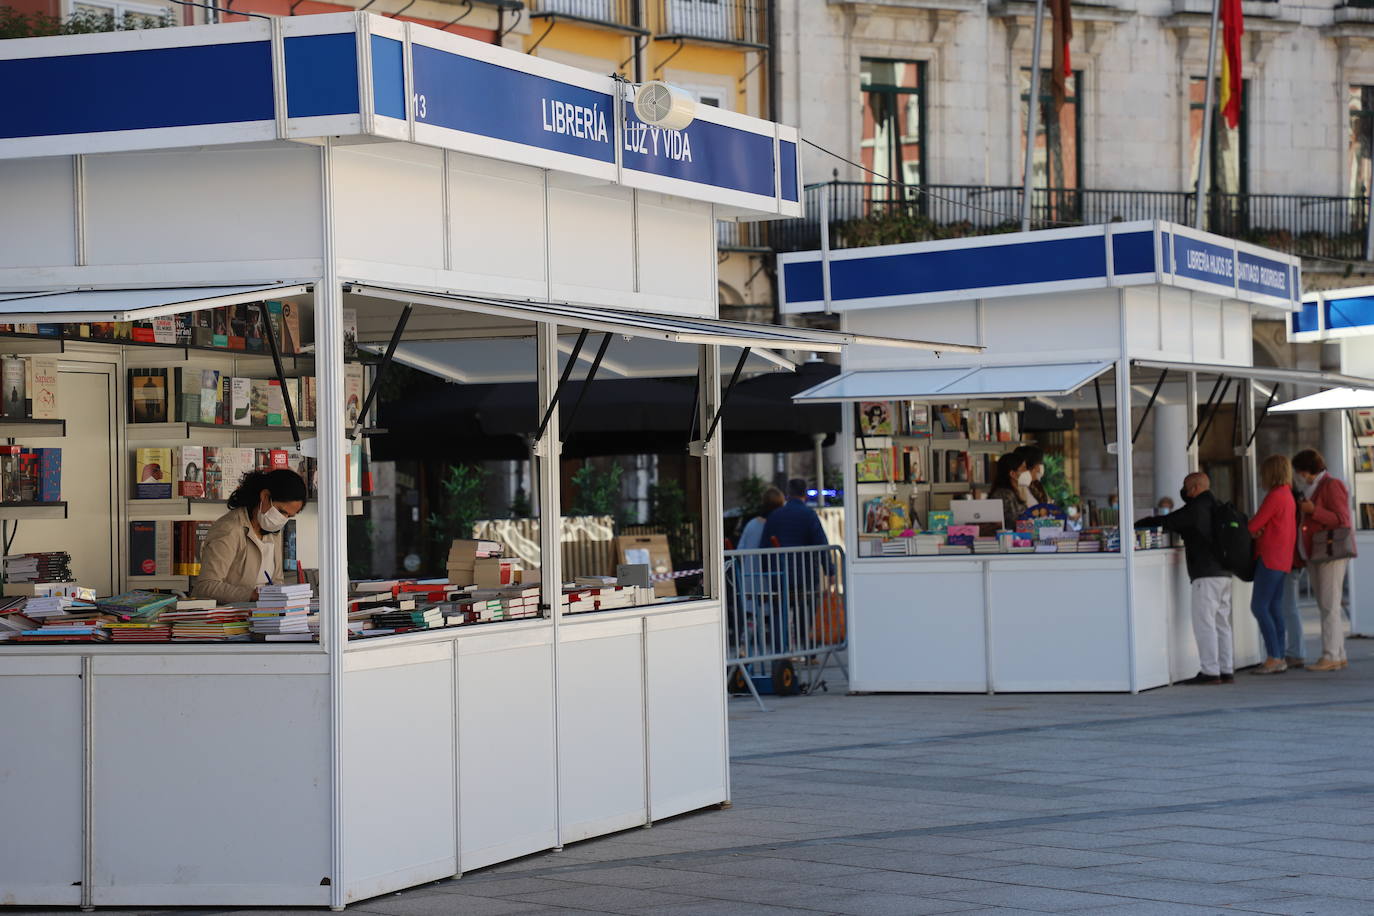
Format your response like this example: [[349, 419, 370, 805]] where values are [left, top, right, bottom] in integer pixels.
[[1135, 490, 1228, 581]]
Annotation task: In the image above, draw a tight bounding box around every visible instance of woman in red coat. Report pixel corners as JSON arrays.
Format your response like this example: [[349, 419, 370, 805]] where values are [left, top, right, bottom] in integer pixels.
[[1293, 449, 1353, 671], [1248, 455, 1297, 674]]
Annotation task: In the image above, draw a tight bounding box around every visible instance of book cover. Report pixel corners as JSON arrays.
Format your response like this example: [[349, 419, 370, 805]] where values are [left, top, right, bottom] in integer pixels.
[[2, 356, 25, 418], [858, 401, 892, 436], [244, 303, 265, 353], [902, 403, 931, 438], [231, 377, 252, 426], [16, 451, 36, 502], [928, 510, 952, 532], [281, 299, 304, 354], [202, 448, 222, 501], [152, 317, 177, 345], [344, 363, 364, 428], [29, 354, 58, 420], [134, 447, 173, 499], [265, 301, 284, 354], [192, 310, 214, 348], [211, 307, 230, 348], [301, 375, 316, 425], [1359, 448, 1374, 474], [129, 521, 158, 576], [228, 304, 250, 351], [174, 314, 192, 345], [342, 307, 358, 359], [268, 449, 290, 470], [178, 446, 205, 498], [35, 448, 60, 502], [171, 367, 197, 422], [198, 370, 220, 424], [130, 321, 156, 344], [856, 449, 890, 483], [265, 379, 284, 427], [219, 375, 231, 426], [129, 368, 167, 423], [249, 379, 269, 426]]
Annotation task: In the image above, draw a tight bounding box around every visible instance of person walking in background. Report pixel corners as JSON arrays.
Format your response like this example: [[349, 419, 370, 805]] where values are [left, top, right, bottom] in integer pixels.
[[1293, 449, 1353, 672], [1135, 472, 1233, 685], [737, 486, 785, 550], [1248, 455, 1297, 675], [762, 478, 829, 548]]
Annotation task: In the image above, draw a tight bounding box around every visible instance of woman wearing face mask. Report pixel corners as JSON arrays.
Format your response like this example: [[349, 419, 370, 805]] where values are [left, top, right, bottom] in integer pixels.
[[1013, 445, 1049, 505], [193, 468, 308, 603], [1292, 449, 1352, 672], [988, 452, 1029, 530]]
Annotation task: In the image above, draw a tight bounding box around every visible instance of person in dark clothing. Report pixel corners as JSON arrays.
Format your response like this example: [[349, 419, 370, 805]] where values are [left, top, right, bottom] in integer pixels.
[[1135, 471, 1233, 685], [761, 478, 829, 548]]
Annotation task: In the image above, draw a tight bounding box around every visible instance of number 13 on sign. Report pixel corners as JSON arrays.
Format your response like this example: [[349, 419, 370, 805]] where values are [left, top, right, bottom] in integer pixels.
[[413, 94, 427, 119]]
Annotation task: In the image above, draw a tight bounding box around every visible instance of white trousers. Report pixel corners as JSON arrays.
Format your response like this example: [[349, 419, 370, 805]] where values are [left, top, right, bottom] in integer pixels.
[[1191, 577, 1234, 676], [1309, 558, 1349, 662]]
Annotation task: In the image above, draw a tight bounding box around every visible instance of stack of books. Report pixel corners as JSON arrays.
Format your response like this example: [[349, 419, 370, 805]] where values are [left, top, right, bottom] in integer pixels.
[[371, 607, 444, 631], [96, 590, 177, 622], [22, 593, 97, 619], [4, 551, 73, 583], [107, 621, 173, 642], [972, 536, 1000, 554], [937, 543, 971, 555], [15, 619, 110, 642], [250, 583, 313, 639], [911, 533, 945, 556], [162, 603, 250, 641], [446, 538, 503, 587]]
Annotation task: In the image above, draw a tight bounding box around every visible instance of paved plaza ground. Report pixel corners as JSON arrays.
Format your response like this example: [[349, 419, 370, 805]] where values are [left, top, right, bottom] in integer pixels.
[[25, 632, 1374, 915]]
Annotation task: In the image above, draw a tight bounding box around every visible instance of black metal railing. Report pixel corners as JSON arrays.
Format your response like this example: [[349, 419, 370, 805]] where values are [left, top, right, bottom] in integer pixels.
[[529, 0, 640, 29], [767, 181, 1370, 261], [656, 0, 764, 45]]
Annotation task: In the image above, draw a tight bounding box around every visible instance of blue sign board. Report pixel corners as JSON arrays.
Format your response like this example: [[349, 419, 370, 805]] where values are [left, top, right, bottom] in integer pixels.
[[411, 44, 615, 164], [1170, 232, 1236, 289], [0, 41, 273, 139], [621, 104, 776, 198], [1236, 248, 1292, 300], [370, 35, 406, 121], [284, 33, 359, 119]]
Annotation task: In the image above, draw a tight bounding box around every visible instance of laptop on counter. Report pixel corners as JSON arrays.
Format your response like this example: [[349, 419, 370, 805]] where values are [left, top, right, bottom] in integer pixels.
[[951, 499, 1005, 526]]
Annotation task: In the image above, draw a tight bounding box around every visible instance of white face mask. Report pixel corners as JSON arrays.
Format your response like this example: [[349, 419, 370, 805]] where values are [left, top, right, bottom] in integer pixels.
[[1016, 471, 1033, 488], [1033, 465, 1045, 481], [259, 504, 290, 533]]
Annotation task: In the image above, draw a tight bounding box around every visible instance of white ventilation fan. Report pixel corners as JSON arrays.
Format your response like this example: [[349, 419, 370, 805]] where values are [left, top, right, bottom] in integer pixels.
[[633, 80, 697, 130]]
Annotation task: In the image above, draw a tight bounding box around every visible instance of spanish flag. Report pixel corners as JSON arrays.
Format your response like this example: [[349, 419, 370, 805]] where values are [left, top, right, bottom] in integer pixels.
[[1219, 0, 1243, 129], [1049, 0, 1073, 113]]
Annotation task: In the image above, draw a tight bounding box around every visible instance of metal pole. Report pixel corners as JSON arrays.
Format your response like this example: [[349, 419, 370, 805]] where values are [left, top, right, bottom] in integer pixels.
[[813, 432, 826, 508], [1020, 0, 1047, 232], [1194, 0, 1222, 230], [819, 188, 833, 314], [1365, 113, 1374, 260]]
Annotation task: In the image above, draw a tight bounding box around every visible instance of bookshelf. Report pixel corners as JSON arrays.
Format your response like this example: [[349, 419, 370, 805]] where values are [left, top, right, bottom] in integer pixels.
[[0, 418, 66, 438], [0, 500, 68, 519]]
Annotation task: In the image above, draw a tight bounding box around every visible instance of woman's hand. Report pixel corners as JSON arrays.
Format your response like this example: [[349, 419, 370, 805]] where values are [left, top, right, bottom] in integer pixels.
[[250, 588, 260, 601], [1298, 499, 1316, 515]]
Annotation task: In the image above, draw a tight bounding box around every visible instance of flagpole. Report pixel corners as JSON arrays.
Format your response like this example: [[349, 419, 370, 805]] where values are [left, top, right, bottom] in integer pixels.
[[1194, 0, 1222, 230], [1020, 0, 1046, 232]]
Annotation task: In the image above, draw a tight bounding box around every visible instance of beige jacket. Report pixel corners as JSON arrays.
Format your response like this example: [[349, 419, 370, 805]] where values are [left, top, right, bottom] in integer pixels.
[[192, 507, 283, 603]]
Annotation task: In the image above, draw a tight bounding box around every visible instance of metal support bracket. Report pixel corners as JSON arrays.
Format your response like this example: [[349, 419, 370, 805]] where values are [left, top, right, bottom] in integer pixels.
[[1245, 382, 1279, 449], [350, 303, 413, 440], [535, 328, 589, 443], [561, 333, 611, 443], [1189, 373, 1226, 448], [257, 301, 301, 447], [1132, 368, 1167, 445], [698, 347, 751, 449], [1093, 376, 1109, 449]]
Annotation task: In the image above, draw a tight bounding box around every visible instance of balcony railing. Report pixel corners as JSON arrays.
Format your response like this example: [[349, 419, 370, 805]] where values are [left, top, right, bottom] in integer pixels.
[[767, 181, 1370, 261], [655, 0, 765, 46], [528, 0, 641, 30]]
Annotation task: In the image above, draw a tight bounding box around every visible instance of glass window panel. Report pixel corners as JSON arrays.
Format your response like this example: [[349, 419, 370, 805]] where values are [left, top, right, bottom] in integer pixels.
[[860, 58, 924, 191]]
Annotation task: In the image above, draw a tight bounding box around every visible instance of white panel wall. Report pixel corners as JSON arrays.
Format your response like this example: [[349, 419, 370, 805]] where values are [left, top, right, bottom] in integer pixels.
[[448, 152, 548, 298], [0, 658, 84, 907], [89, 657, 331, 906], [635, 192, 714, 311], [0, 157, 76, 269], [344, 645, 457, 903], [1189, 294, 1227, 364], [645, 607, 727, 820], [333, 144, 446, 270], [1157, 287, 1194, 359], [83, 147, 324, 266], [557, 617, 647, 843], [1222, 302, 1254, 364], [843, 303, 981, 370], [547, 174, 636, 302]]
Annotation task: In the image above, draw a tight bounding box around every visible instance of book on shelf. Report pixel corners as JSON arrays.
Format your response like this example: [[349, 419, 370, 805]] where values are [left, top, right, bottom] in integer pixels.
[[899, 402, 931, 438], [198, 369, 220, 424], [1362, 503, 1374, 530], [134, 447, 173, 498], [228, 303, 250, 351], [342, 307, 358, 360], [34, 449, 59, 502], [343, 362, 365, 427], [152, 316, 177, 345], [178, 445, 204, 498], [265, 378, 284, 427], [1357, 410, 1374, 438], [1, 356, 25, 419], [192, 310, 214, 348], [249, 379, 269, 426], [231, 377, 252, 426], [28, 354, 59, 419], [211, 306, 229, 349], [856, 448, 891, 483], [128, 367, 168, 423], [281, 299, 305, 354], [858, 401, 892, 436]]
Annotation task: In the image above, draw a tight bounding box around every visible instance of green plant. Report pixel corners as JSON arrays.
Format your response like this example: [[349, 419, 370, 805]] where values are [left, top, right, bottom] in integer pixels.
[[1041, 453, 1079, 508], [1, 5, 171, 38], [508, 486, 532, 519], [427, 463, 487, 544], [569, 462, 623, 519], [650, 480, 697, 567], [732, 473, 768, 537]]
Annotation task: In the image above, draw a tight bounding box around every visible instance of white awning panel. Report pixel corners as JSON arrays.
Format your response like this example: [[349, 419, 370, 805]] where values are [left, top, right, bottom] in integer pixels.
[[1132, 359, 1374, 391], [0, 284, 312, 323], [793, 361, 1113, 403], [344, 284, 983, 354], [1270, 387, 1374, 413], [366, 336, 793, 384]]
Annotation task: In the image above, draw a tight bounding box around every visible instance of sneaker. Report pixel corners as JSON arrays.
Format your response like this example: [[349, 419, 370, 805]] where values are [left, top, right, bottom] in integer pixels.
[[1219, 672, 1235, 683], [1180, 673, 1222, 685], [1250, 659, 1288, 675], [1284, 656, 1306, 669]]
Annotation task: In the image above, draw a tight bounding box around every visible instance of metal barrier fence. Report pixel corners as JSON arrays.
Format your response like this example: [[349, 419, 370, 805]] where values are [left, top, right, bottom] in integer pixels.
[[723, 544, 847, 710]]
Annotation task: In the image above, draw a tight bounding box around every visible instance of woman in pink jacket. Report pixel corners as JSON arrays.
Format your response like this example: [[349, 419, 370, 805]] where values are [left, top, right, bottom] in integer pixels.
[[1247, 456, 1297, 675], [1292, 449, 1353, 671]]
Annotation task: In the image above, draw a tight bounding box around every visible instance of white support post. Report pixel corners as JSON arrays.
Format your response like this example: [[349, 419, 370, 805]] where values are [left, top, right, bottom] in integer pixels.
[[536, 321, 564, 847], [318, 144, 349, 913], [700, 344, 730, 802], [1020, 0, 1046, 233], [1194, 0, 1222, 230], [813, 432, 826, 508]]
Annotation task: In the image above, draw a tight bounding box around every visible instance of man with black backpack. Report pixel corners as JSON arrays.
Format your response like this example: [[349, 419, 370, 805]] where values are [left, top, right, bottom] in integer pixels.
[[1135, 472, 1235, 685]]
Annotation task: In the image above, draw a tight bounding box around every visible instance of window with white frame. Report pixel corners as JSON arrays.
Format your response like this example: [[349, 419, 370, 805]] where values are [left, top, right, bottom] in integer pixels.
[[71, 0, 168, 27]]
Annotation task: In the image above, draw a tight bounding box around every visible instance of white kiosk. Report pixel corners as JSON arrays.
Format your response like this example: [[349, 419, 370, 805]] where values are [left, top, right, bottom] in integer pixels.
[[0, 16, 971, 909], [778, 223, 1368, 694]]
